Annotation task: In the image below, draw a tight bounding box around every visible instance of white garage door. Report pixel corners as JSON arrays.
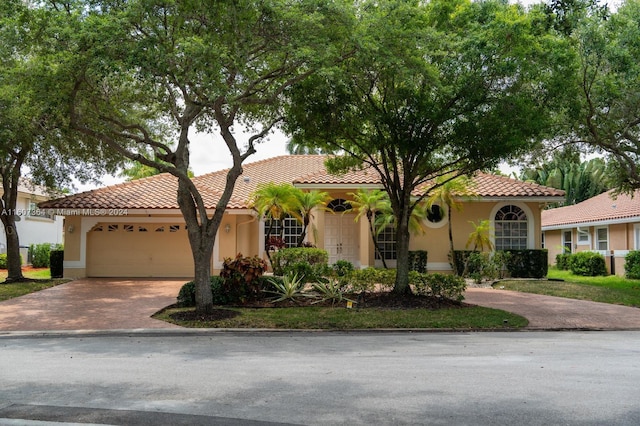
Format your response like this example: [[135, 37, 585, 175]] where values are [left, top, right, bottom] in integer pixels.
[[87, 223, 194, 277]]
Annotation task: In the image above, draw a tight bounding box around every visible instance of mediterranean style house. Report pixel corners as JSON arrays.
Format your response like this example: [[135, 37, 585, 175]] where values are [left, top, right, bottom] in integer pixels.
[[542, 189, 640, 276], [1, 180, 64, 262], [39, 155, 564, 278]]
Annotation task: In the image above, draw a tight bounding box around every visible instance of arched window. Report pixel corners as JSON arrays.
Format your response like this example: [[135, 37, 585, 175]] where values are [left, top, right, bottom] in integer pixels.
[[494, 205, 528, 250], [327, 198, 352, 212]]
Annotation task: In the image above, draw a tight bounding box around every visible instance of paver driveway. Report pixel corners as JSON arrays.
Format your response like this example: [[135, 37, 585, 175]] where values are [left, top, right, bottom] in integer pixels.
[[465, 287, 640, 330], [0, 278, 185, 332]]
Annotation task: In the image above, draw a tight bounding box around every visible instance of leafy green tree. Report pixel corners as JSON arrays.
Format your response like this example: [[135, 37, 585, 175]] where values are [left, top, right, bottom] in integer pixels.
[[0, 2, 120, 282], [548, 0, 640, 193], [56, 0, 353, 313], [285, 0, 569, 294]]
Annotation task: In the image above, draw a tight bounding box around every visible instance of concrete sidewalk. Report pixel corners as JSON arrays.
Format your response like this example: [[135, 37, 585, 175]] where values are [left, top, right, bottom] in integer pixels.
[[0, 278, 185, 332], [465, 287, 640, 330]]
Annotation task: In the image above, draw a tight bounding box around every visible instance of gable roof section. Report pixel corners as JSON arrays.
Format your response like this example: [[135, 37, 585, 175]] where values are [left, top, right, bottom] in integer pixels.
[[40, 155, 564, 210], [542, 189, 640, 230]]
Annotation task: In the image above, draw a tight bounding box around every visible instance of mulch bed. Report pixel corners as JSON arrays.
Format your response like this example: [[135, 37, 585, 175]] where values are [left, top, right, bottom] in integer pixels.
[[170, 292, 467, 322]]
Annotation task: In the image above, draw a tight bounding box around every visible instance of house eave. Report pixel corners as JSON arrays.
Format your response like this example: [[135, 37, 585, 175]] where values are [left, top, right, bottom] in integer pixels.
[[39, 208, 256, 217], [293, 183, 383, 190], [542, 215, 640, 231]]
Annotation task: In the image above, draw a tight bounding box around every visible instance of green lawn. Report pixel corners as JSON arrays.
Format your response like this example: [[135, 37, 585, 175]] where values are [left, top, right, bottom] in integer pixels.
[[0, 268, 69, 301], [155, 305, 528, 330], [497, 269, 640, 307]]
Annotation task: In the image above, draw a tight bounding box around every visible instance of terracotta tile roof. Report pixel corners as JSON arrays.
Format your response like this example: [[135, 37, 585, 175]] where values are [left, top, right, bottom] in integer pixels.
[[542, 189, 640, 229], [40, 155, 565, 210]]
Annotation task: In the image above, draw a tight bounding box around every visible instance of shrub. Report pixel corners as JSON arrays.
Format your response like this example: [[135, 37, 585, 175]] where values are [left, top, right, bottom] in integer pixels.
[[271, 247, 329, 282], [177, 276, 228, 307], [625, 251, 640, 279], [569, 251, 607, 276], [0, 253, 23, 269], [408, 250, 428, 273], [220, 253, 268, 302], [312, 278, 354, 305], [556, 253, 572, 271], [412, 273, 467, 301], [346, 267, 395, 293], [466, 251, 496, 283], [333, 260, 354, 277], [30, 243, 63, 268], [50, 250, 64, 278], [502, 250, 548, 278]]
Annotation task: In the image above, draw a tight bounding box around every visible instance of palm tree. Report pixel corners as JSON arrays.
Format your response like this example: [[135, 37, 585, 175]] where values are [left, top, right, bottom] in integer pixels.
[[249, 183, 300, 264], [348, 189, 391, 268], [426, 175, 476, 274], [291, 190, 330, 247], [462, 219, 494, 277]]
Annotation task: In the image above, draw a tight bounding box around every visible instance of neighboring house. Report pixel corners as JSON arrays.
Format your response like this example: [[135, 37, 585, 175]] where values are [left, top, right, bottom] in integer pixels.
[[39, 155, 564, 278], [0, 180, 64, 262], [542, 189, 640, 276]]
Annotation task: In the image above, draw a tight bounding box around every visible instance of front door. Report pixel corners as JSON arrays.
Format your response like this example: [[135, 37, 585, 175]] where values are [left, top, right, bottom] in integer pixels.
[[325, 213, 358, 265]]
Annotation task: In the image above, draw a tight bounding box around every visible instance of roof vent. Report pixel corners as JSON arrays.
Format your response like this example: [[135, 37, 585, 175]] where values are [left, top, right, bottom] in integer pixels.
[[243, 176, 250, 183]]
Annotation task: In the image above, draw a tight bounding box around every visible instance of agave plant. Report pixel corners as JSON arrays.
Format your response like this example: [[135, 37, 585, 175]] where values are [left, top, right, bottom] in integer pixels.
[[312, 278, 355, 306], [264, 273, 312, 303]]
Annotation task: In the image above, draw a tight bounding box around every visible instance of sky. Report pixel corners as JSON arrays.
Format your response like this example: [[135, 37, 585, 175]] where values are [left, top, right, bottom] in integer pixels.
[[74, 0, 609, 192]]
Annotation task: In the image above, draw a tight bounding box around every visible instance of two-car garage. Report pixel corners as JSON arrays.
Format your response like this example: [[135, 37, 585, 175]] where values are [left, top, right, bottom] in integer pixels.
[[86, 222, 194, 277]]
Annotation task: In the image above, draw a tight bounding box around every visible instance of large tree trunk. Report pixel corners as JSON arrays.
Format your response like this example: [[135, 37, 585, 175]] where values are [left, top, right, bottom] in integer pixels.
[[191, 231, 215, 313], [1, 165, 25, 283], [1, 215, 24, 282], [392, 209, 412, 295]]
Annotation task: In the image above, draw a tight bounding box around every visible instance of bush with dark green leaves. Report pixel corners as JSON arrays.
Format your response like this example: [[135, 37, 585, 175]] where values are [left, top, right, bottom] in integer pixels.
[[345, 267, 396, 293], [569, 251, 607, 276], [408, 250, 428, 273], [332, 260, 354, 277], [624, 251, 640, 279], [556, 253, 572, 270], [271, 247, 329, 282], [411, 272, 467, 301], [503, 249, 548, 278], [177, 276, 228, 307], [0, 253, 24, 269], [220, 254, 268, 302], [50, 250, 64, 278]]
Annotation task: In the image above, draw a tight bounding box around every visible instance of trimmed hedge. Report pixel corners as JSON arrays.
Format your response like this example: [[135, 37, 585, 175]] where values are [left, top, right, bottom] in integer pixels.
[[177, 276, 227, 307], [411, 272, 467, 301], [503, 249, 548, 278], [625, 251, 640, 279], [408, 250, 428, 273], [271, 247, 329, 282], [453, 249, 548, 278]]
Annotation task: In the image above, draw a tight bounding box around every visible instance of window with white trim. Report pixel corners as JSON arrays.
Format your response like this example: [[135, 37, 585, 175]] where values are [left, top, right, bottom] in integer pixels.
[[596, 227, 608, 251], [635, 224, 640, 250], [563, 230, 572, 253], [494, 205, 528, 250], [375, 222, 397, 260], [28, 201, 54, 220], [577, 228, 590, 245], [265, 215, 303, 248]]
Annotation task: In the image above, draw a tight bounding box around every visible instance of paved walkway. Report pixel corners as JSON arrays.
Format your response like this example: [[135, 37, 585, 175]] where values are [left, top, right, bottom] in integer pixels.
[[465, 287, 640, 330], [2, 279, 640, 332], [0, 278, 185, 332]]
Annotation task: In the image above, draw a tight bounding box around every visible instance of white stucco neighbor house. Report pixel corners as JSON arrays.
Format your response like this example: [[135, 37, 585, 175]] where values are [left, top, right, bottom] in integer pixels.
[[0, 180, 64, 263]]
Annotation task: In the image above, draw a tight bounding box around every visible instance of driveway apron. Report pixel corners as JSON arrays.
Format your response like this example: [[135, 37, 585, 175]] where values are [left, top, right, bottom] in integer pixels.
[[465, 287, 640, 330], [0, 278, 185, 331]]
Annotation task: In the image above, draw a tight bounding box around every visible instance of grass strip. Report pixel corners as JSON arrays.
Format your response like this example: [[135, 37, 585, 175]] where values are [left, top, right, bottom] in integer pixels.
[[155, 305, 528, 330]]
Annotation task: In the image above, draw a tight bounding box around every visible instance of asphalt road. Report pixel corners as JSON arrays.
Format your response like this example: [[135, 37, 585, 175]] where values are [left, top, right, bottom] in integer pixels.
[[1, 331, 639, 425]]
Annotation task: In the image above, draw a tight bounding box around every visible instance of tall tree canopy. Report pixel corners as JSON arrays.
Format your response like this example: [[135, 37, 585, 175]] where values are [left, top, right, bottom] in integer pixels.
[[0, 1, 119, 282], [53, 0, 353, 312], [285, 0, 571, 293], [547, 0, 640, 193]]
